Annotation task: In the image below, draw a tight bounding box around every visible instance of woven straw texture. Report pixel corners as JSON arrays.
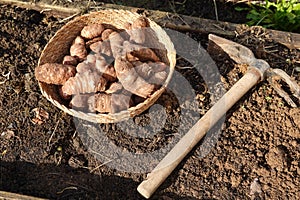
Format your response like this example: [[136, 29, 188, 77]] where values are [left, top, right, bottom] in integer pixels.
[[37, 9, 176, 123]]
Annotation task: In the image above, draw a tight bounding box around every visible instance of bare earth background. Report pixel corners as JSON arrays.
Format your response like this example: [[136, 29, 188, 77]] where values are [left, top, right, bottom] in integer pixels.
[[0, 1, 299, 199]]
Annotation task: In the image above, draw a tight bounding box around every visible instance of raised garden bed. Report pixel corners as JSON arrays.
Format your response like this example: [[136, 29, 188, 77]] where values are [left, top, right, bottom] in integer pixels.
[[0, 1, 299, 199]]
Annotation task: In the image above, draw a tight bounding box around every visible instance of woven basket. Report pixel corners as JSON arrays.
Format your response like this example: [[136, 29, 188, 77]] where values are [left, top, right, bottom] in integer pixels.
[[37, 9, 176, 123]]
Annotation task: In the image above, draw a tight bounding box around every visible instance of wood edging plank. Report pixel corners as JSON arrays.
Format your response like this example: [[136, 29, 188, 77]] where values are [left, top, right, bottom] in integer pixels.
[[1, 0, 299, 49], [0, 191, 47, 200]]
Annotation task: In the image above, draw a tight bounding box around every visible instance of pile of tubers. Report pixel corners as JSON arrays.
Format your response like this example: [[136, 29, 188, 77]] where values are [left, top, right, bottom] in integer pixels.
[[35, 17, 169, 114]]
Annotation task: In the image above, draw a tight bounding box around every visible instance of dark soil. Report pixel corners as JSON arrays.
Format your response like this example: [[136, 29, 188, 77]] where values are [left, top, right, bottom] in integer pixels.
[[95, 0, 249, 24], [0, 2, 299, 200]]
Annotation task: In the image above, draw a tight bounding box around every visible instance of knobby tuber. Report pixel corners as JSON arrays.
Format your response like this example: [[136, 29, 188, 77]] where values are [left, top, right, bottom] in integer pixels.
[[147, 62, 168, 72], [132, 61, 153, 79], [123, 41, 160, 62], [70, 94, 90, 109], [90, 40, 112, 57], [88, 92, 133, 113], [76, 62, 93, 74], [109, 31, 125, 58], [70, 36, 87, 61], [63, 55, 78, 66], [101, 29, 114, 40], [81, 24, 105, 39], [88, 93, 111, 113], [86, 37, 102, 49], [35, 63, 76, 85], [131, 48, 160, 62], [105, 82, 123, 94], [148, 71, 168, 85], [70, 43, 87, 61], [127, 17, 150, 44], [58, 86, 71, 100], [74, 36, 85, 46], [38, 18, 170, 114], [62, 70, 107, 95], [114, 57, 155, 98]]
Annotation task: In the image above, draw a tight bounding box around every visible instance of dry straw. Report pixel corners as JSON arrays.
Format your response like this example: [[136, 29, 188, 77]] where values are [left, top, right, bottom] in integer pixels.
[[38, 9, 176, 123]]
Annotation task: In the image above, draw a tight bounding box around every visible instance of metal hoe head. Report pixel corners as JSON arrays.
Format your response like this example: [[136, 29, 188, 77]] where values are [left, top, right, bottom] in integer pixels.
[[208, 34, 299, 108], [209, 34, 257, 65]]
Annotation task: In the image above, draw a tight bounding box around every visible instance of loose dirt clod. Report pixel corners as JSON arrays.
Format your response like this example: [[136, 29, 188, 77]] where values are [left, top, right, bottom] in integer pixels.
[[265, 146, 288, 171]]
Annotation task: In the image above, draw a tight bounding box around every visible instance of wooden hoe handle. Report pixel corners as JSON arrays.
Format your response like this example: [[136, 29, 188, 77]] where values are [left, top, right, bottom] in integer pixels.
[[137, 67, 264, 198]]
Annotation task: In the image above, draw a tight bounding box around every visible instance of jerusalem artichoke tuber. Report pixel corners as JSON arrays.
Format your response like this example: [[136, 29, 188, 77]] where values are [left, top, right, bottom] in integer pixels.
[[62, 70, 107, 95], [88, 92, 133, 113], [74, 36, 85, 46], [109, 31, 125, 58], [88, 93, 111, 113], [81, 24, 105, 39], [101, 28, 114, 41], [70, 36, 87, 61], [132, 61, 153, 79], [105, 82, 123, 94], [76, 62, 93, 74], [110, 92, 133, 113], [70, 94, 90, 109], [89, 40, 112, 57], [63, 55, 78, 66], [147, 62, 168, 72], [127, 17, 150, 44], [147, 71, 168, 85], [114, 57, 155, 98], [85, 37, 102, 49], [35, 63, 76, 85], [123, 41, 160, 62], [70, 43, 87, 61]]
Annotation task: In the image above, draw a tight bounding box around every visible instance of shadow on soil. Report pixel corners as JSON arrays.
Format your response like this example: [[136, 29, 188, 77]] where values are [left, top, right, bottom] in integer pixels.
[[0, 161, 198, 200]]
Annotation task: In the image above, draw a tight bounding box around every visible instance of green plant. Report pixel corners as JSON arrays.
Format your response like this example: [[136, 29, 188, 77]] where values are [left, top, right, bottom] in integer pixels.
[[236, 0, 300, 33]]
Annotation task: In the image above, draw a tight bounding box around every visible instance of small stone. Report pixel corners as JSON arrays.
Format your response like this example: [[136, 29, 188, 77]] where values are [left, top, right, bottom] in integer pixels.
[[1, 130, 14, 140], [68, 155, 86, 168], [250, 178, 264, 200]]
